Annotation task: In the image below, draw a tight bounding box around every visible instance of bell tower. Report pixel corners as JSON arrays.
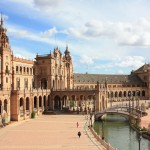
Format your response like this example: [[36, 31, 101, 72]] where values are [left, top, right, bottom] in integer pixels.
[[64, 45, 73, 89], [0, 14, 12, 90]]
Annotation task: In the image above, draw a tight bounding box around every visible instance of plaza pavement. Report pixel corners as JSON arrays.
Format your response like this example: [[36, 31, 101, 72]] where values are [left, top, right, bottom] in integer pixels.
[[140, 108, 150, 130], [0, 114, 106, 150]]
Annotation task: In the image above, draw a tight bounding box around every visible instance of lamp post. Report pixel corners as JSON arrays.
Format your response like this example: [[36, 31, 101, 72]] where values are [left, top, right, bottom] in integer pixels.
[[128, 91, 131, 114], [138, 131, 141, 150], [93, 93, 96, 114], [90, 112, 93, 127], [102, 120, 104, 140]]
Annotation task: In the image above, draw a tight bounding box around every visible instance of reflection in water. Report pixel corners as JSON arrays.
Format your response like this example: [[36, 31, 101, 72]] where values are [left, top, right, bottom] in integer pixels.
[[94, 115, 150, 150]]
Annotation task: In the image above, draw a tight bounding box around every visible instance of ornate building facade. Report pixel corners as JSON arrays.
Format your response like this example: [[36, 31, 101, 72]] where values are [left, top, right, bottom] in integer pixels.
[[0, 16, 149, 122]]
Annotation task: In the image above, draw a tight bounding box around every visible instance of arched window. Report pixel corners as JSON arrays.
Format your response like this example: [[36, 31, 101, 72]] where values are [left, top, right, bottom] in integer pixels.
[[34, 97, 37, 108], [119, 91, 122, 97], [124, 91, 126, 97], [4, 99, 7, 112], [39, 96, 42, 107], [26, 97, 29, 110], [115, 91, 118, 97], [16, 66, 18, 73], [142, 90, 145, 97], [6, 77, 8, 83], [20, 67, 22, 74]]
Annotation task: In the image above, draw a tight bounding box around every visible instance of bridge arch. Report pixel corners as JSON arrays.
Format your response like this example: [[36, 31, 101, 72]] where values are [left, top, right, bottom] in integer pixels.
[[96, 112, 129, 121]]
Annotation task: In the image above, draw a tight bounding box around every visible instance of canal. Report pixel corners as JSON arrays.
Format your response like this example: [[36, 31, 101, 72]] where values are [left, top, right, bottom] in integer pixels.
[[94, 114, 150, 150]]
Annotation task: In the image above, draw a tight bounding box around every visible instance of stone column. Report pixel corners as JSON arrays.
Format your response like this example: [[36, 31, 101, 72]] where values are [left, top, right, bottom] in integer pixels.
[[23, 99, 26, 119], [37, 97, 39, 115], [60, 99, 63, 110]]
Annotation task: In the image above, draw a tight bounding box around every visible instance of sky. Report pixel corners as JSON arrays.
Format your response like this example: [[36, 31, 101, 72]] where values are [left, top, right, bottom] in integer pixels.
[[1, 0, 150, 74]]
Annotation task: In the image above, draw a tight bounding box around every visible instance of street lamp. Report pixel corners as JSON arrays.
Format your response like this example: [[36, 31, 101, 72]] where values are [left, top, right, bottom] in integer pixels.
[[128, 91, 131, 114], [90, 112, 93, 127], [93, 93, 96, 114], [102, 120, 104, 140], [137, 131, 141, 150]]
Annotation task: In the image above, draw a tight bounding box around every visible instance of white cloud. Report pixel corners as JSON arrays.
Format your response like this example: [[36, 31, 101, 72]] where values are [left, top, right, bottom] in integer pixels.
[[116, 70, 124, 74], [64, 19, 150, 47], [33, 0, 64, 8], [40, 27, 58, 37], [95, 64, 113, 69], [7, 25, 64, 46], [80, 55, 94, 65], [116, 56, 145, 69], [12, 46, 35, 60]]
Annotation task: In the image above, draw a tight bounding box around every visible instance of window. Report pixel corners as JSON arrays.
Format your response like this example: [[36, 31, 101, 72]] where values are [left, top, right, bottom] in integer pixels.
[[24, 78, 28, 89], [6, 65, 9, 74], [6, 77, 8, 83], [27, 68, 29, 74], [30, 68, 32, 75], [16, 78, 20, 89], [16, 66, 18, 73], [20, 67, 22, 74], [24, 67, 26, 74]]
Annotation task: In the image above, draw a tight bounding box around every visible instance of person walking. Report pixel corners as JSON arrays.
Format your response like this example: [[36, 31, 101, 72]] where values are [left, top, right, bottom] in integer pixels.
[[78, 131, 81, 138], [77, 122, 79, 128]]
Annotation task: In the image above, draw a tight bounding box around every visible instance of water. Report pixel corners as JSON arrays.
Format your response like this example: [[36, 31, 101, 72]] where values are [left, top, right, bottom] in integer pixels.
[[94, 115, 150, 150]]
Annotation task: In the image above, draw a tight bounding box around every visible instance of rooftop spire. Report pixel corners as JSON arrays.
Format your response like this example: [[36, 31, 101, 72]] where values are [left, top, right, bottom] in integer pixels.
[[0, 13, 3, 26]]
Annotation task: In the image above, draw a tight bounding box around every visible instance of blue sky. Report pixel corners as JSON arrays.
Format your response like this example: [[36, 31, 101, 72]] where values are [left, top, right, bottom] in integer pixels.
[[1, 0, 150, 74]]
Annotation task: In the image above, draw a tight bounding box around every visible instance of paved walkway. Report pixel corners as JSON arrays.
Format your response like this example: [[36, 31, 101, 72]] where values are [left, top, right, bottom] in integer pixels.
[[0, 115, 105, 150], [140, 108, 150, 130]]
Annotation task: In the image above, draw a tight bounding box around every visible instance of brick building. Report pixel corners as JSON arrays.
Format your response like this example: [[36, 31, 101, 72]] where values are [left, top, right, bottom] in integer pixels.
[[0, 16, 149, 122]]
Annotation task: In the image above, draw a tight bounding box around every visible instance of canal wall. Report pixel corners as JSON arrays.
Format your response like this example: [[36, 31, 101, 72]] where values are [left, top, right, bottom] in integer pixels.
[[89, 127, 117, 150]]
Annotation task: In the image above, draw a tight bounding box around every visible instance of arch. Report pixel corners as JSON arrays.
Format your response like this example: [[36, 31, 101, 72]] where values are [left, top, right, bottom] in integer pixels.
[[128, 91, 132, 97], [115, 91, 118, 97], [27, 67, 29, 74], [119, 91, 122, 97], [30, 68, 32, 75], [95, 112, 129, 121], [132, 91, 135, 96], [26, 97, 29, 110], [20, 66, 22, 74], [123, 91, 126, 97], [41, 78, 47, 89], [34, 96, 37, 108], [136, 91, 140, 97], [20, 98, 23, 108], [62, 95, 67, 109], [4, 99, 8, 113], [19, 98, 24, 116], [39, 96, 42, 107], [16, 66, 18, 73], [111, 91, 113, 98], [142, 90, 145, 97], [44, 95, 47, 109], [24, 67, 26, 74], [48, 95, 50, 109], [54, 95, 61, 110]]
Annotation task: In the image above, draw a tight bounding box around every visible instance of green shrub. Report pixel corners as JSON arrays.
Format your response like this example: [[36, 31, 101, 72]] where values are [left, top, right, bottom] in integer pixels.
[[31, 111, 36, 119]]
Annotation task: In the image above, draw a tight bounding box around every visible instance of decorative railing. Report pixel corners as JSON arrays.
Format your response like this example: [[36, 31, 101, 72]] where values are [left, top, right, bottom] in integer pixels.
[[26, 110, 30, 115], [89, 127, 117, 150], [20, 110, 24, 117]]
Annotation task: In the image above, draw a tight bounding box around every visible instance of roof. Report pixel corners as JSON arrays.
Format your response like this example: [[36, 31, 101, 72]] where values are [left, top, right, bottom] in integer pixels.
[[74, 73, 143, 84], [134, 63, 150, 73]]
